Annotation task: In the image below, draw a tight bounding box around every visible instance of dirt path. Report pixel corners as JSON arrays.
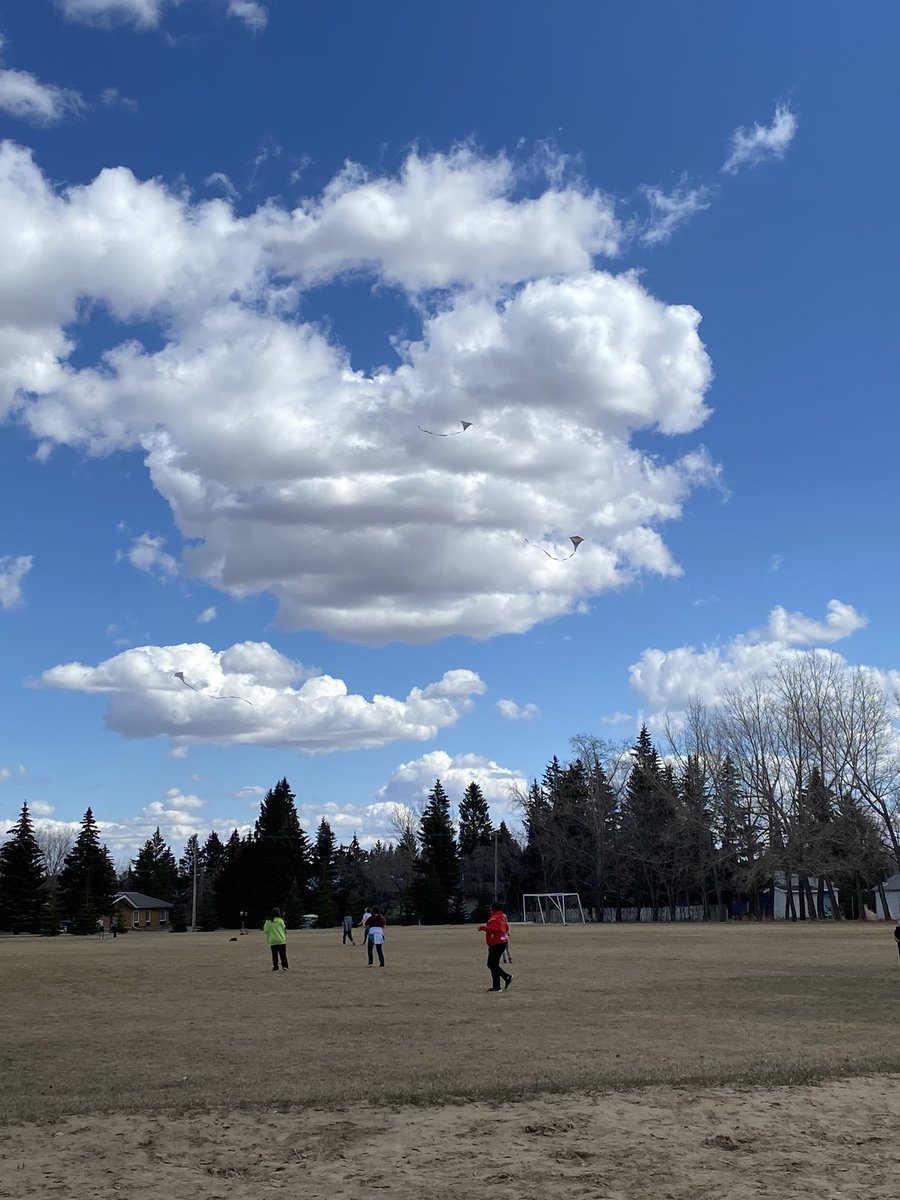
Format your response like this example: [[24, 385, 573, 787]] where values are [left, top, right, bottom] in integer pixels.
[[2, 1075, 898, 1199]]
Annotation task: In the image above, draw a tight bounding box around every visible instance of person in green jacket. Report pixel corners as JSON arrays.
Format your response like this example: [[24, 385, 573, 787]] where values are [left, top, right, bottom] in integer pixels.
[[263, 907, 289, 972]]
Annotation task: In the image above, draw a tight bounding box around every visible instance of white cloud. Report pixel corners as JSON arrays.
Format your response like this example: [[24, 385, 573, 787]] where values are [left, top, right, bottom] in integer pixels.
[[0, 767, 10, 783], [59, 0, 265, 29], [37, 640, 487, 753], [373, 750, 527, 828], [600, 711, 632, 725], [0, 555, 33, 609], [167, 745, 189, 758], [121, 533, 178, 578], [58, 0, 169, 24], [226, 0, 266, 30], [629, 599, 868, 717], [29, 799, 56, 816], [640, 180, 712, 245], [764, 599, 867, 645], [196, 605, 217, 623], [496, 698, 539, 721], [723, 104, 798, 174], [1, 142, 717, 643], [0, 66, 82, 125], [99, 87, 138, 112]]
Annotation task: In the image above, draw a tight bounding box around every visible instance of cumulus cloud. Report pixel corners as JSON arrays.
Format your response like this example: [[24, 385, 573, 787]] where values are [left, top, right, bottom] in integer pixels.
[[496, 698, 539, 721], [121, 533, 178, 578], [0, 66, 82, 124], [1, 141, 717, 643], [764, 599, 867, 646], [0, 555, 33, 609], [723, 104, 798, 174], [37, 640, 486, 753], [640, 180, 712, 245], [196, 605, 217, 623], [601, 711, 632, 725], [629, 599, 868, 717], [373, 749, 527, 827]]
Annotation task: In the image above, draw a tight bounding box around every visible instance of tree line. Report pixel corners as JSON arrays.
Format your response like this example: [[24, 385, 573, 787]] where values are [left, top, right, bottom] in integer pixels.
[[3, 651, 898, 932]]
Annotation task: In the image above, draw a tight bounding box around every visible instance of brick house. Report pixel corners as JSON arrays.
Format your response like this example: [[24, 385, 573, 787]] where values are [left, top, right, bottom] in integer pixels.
[[109, 891, 174, 931]]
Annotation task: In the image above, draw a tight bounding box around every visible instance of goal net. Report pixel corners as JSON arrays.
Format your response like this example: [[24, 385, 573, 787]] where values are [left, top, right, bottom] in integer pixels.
[[522, 892, 586, 924]]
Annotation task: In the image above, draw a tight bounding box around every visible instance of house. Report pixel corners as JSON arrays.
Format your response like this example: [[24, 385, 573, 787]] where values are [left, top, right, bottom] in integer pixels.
[[872, 874, 900, 920], [109, 891, 174, 931], [760, 873, 839, 920]]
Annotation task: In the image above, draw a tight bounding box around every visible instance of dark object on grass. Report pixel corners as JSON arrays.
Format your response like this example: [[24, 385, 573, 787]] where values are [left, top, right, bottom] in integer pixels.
[[229, 936, 238, 942]]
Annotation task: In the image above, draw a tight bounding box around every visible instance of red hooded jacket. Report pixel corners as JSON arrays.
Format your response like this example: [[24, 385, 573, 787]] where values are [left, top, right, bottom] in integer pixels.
[[479, 910, 509, 947]]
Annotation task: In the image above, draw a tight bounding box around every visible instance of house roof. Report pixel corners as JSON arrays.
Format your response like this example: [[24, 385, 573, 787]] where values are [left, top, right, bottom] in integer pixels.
[[113, 891, 174, 910], [879, 874, 900, 892]]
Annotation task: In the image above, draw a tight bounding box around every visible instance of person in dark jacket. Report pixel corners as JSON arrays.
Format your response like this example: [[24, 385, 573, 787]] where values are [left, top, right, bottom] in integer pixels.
[[478, 903, 513, 992], [894, 918, 900, 958]]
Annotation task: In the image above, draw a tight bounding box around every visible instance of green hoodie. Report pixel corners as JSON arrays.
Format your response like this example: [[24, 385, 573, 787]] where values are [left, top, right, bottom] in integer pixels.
[[263, 917, 286, 946]]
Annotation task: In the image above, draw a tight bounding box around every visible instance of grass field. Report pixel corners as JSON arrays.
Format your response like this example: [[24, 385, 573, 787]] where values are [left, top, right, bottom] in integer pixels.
[[2, 920, 899, 1123]]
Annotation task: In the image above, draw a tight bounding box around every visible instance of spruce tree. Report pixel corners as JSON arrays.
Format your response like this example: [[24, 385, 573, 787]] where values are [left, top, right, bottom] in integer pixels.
[[458, 782, 493, 855], [132, 828, 180, 901], [414, 779, 461, 923], [58, 809, 118, 934], [0, 803, 46, 933], [253, 778, 310, 918], [311, 818, 339, 927]]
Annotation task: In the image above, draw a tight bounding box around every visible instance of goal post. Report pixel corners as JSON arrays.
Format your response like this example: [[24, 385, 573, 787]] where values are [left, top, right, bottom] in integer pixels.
[[522, 892, 586, 924]]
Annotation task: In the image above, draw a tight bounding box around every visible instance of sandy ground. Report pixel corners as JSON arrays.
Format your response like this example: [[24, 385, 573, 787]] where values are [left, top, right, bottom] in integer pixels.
[[2, 1076, 899, 1200]]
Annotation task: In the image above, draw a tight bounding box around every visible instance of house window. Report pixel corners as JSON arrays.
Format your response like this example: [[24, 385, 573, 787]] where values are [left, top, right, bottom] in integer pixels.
[[132, 909, 139, 928], [144, 909, 152, 925], [159, 909, 167, 925]]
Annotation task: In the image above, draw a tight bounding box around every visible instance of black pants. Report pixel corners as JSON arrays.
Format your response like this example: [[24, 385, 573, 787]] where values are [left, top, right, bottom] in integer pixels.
[[487, 944, 511, 990], [367, 940, 384, 966], [343, 928, 354, 944], [270, 944, 288, 969]]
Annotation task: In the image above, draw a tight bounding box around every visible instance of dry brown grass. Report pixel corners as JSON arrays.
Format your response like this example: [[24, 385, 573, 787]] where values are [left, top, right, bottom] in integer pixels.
[[2, 921, 898, 1123]]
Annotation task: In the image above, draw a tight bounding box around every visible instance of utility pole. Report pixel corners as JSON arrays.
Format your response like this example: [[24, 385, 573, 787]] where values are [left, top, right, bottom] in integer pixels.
[[493, 830, 499, 902], [191, 849, 198, 932]]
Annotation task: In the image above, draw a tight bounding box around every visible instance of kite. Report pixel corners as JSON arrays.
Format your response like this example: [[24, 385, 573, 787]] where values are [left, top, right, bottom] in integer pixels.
[[418, 420, 473, 437], [173, 671, 253, 705], [525, 535, 585, 561]]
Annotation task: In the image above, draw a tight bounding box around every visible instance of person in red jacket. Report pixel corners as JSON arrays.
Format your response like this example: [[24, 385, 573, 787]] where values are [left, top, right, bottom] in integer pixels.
[[479, 903, 513, 992]]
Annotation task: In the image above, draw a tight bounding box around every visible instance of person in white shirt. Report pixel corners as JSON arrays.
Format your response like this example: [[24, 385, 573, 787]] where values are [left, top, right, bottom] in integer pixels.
[[366, 908, 386, 967]]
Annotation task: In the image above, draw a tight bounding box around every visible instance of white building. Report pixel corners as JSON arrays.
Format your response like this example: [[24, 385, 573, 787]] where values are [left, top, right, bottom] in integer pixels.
[[763, 874, 839, 920], [872, 874, 900, 919]]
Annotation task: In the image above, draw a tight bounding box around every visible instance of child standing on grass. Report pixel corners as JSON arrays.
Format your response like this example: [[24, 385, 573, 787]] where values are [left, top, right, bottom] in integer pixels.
[[479, 903, 513, 993], [366, 907, 386, 967], [263, 907, 289, 972], [342, 913, 355, 945]]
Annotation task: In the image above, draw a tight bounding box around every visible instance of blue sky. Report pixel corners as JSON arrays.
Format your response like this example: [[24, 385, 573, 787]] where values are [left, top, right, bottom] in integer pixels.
[[1, 1, 898, 862]]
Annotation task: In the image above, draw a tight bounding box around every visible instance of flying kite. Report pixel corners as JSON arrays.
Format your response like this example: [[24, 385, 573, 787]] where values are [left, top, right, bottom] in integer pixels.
[[525, 535, 585, 561], [418, 420, 473, 437], [173, 671, 253, 705]]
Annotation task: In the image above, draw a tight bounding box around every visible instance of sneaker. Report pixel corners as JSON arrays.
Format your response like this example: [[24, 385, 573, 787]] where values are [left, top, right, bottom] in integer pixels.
[[282, 967, 289, 971], [271, 967, 279, 972], [504, 974, 514, 990], [487, 988, 501, 993]]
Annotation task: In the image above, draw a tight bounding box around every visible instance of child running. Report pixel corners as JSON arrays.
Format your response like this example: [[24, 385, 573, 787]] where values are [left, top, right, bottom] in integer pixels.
[[342, 913, 355, 945], [479, 902, 513, 992], [263, 907, 289, 972]]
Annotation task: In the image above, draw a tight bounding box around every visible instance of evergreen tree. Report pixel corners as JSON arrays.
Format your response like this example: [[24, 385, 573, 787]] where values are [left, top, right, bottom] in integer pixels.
[[131, 828, 180, 901], [311, 818, 339, 927], [458, 782, 493, 855], [414, 779, 461, 923], [58, 809, 118, 934], [0, 803, 46, 933], [253, 778, 310, 919], [213, 829, 245, 927], [619, 727, 675, 918], [197, 830, 227, 929]]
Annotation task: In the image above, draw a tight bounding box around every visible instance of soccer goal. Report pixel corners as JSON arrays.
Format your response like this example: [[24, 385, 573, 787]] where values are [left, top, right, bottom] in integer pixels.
[[522, 892, 586, 924]]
